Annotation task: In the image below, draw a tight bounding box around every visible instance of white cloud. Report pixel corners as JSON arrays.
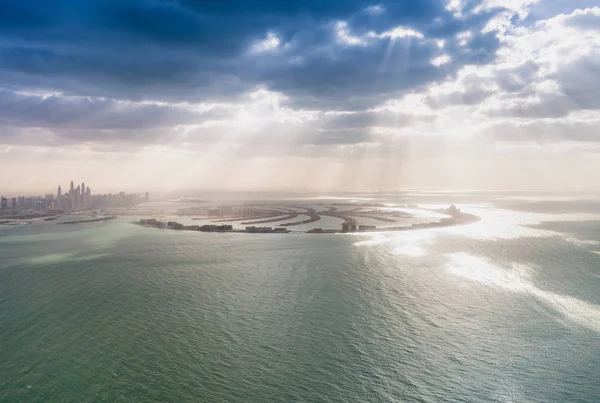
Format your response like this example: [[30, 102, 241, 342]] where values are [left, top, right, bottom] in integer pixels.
[[335, 21, 424, 47], [446, 0, 463, 18], [251, 31, 281, 53], [378, 26, 424, 40], [477, 0, 540, 34], [456, 31, 472, 46], [373, 5, 600, 157], [475, 0, 540, 19], [335, 21, 369, 46], [365, 4, 385, 15], [431, 55, 452, 66]]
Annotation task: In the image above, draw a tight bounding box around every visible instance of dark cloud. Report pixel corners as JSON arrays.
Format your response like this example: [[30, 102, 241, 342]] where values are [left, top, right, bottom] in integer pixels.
[[495, 61, 539, 93], [0, 94, 405, 147], [1, 0, 556, 153], [0, 0, 504, 108], [557, 55, 600, 111], [427, 88, 493, 109], [425, 71, 496, 109], [486, 97, 572, 119], [485, 53, 600, 119], [321, 111, 430, 130], [0, 90, 228, 130], [259, 37, 445, 110]]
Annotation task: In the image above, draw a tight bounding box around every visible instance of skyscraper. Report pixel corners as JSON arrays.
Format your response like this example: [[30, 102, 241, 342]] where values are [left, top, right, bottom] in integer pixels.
[[81, 182, 86, 208], [58, 185, 62, 197], [75, 185, 81, 209], [70, 180, 75, 210]]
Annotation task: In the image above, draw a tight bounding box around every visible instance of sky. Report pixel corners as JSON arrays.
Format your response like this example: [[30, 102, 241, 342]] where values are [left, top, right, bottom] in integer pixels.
[[0, 0, 599, 194]]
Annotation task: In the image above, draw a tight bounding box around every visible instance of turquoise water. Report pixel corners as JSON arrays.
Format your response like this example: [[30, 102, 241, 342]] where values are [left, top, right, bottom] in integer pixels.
[[1, 199, 600, 402]]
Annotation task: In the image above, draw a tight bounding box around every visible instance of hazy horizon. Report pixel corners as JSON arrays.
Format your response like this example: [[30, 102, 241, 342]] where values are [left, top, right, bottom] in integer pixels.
[[5, 186, 600, 201]]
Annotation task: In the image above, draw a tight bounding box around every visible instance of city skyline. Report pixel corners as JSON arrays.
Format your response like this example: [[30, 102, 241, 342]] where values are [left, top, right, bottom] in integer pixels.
[[1, 181, 152, 198], [1, 179, 149, 213]]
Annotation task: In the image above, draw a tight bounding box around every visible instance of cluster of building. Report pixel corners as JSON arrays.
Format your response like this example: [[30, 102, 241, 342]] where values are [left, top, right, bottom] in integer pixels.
[[245, 226, 289, 233], [307, 228, 337, 234], [307, 223, 377, 233], [341, 223, 377, 232], [1, 195, 52, 212], [137, 219, 291, 234], [198, 224, 234, 232], [1, 181, 149, 214], [1, 194, 57, 214], [138, 219, 233, 232], [53, 181, 92, 211], [441, 205, 461, 215]]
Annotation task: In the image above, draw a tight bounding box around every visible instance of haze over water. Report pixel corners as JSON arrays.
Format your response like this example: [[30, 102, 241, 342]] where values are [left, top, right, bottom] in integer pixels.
[[1, 192, 599, 402]]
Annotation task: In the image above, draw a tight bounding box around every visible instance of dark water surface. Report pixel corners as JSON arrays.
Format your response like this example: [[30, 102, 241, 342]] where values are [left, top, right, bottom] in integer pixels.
[[1, 202, 600, 402]]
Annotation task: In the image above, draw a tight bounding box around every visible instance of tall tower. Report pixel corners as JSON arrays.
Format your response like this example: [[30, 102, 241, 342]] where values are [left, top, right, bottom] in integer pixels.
[[58, 185, 62, 197], [82, 182, 86, 208], [70, 181, 75, 211]]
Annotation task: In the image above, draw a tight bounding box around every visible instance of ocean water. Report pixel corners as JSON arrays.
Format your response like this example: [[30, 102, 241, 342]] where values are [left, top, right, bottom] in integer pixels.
[[1, 195, 600, 402]]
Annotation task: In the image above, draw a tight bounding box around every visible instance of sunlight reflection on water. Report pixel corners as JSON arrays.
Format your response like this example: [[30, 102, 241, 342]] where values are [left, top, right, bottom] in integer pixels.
[[393, 244, 427, 257], [447, 252, 600, 333], [441, 206, 600, 242]]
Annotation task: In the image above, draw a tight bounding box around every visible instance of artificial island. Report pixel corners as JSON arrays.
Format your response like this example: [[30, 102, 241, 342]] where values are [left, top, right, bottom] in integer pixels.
[[133, 204, 480, 235]]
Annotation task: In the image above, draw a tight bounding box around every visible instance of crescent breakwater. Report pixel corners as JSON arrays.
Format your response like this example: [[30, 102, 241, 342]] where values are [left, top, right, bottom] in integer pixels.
[[58, 216, 118, 225], [132, 205, 480, 235]]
